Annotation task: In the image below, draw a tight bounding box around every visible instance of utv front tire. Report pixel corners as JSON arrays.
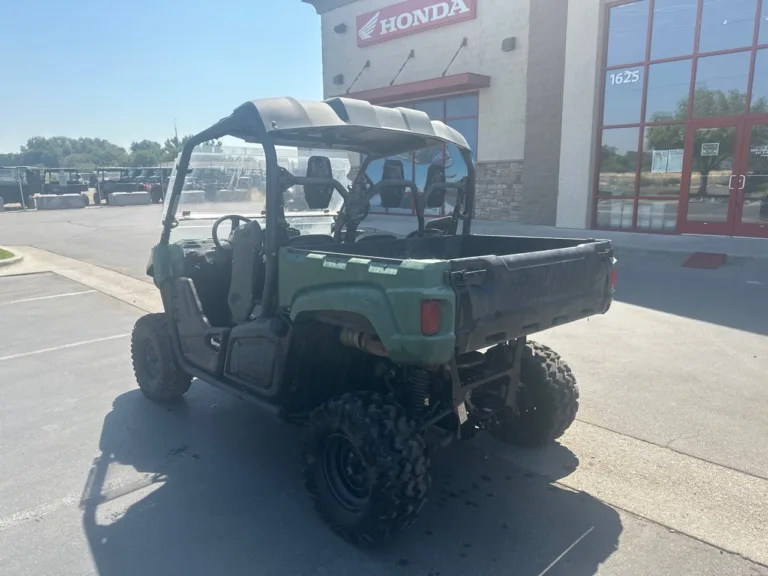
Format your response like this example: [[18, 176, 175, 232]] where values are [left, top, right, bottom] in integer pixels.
[[131, 313, 192, 403], [303, 392, 431, 545], [493, 341, 579, 447]]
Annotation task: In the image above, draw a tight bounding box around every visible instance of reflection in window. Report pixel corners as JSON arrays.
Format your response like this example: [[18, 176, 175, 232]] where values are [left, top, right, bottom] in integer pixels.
[[598, 128, 640, 196], [447, 118, 478, 155], [645, 60, 691, 121], [413, 99, 444, 119], [760, 0, 768, 44], [596, 199, 635, 228], [750, 50, 768, 113], [742, 125, 768, 224], [603, 67, 644, 125], [606, 0, 649, 67], [445, 94, 478, 118], [636, 200, 679, 230], [365, 157, 387, 213], [640, 125, 685, 196], [693, 51, 751, 117], [699, 0, 757, 54], [650, 0, 697, 60], [444, 144, 470, 213]]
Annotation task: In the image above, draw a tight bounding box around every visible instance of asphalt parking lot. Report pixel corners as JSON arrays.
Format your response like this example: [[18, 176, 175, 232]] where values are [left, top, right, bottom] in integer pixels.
[[1, 209, 767, 575]]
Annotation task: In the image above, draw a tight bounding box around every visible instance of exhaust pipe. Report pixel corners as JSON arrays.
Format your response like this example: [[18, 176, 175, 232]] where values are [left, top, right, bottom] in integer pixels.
[[339, 328, 388, 357]]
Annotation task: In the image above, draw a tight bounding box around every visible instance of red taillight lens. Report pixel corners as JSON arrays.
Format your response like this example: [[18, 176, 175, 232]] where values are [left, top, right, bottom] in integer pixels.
[[421, 300, 442, 335], [611, 268, 617, 290]]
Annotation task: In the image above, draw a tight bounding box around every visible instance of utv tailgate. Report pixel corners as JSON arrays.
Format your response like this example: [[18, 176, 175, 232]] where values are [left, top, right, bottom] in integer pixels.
[[449, 238, 614, 354]]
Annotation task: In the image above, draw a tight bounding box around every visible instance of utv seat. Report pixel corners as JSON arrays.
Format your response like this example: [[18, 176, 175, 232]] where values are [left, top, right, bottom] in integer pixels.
[[228, 220, 265, 323]]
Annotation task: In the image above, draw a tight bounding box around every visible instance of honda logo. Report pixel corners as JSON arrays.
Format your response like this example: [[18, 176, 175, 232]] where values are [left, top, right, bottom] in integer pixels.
[[356, 0, 477, 47]]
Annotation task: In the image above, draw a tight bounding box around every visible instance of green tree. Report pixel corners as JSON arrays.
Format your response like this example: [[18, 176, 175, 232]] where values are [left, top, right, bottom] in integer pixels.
[[129, 140, 163, 166]]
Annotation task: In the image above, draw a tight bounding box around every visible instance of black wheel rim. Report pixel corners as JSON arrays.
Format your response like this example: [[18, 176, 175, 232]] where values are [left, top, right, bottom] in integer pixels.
[[142, 339, 162, 382], [321, 434, 371, 512]]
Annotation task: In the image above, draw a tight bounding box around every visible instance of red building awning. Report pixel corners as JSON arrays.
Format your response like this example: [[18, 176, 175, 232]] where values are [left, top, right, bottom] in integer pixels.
[[345, 73, 491, 105]]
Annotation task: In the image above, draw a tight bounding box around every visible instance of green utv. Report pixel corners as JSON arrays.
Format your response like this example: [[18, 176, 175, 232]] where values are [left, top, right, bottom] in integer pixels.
[[134, 97, 616, 544]]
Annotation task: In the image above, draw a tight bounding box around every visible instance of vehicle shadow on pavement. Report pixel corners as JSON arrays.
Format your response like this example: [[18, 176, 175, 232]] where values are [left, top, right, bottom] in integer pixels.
[[611, 254, 768, 336], [81, 387, 622, 576]]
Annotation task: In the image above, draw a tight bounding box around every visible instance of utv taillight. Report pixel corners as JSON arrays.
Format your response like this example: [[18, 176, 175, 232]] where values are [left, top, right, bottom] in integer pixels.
[[611, 268, 617, 290], [421, 300, 441, 335]]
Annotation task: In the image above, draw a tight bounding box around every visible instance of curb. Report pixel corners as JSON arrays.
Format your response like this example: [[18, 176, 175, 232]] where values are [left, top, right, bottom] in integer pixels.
[[0, 247, 23, 268]]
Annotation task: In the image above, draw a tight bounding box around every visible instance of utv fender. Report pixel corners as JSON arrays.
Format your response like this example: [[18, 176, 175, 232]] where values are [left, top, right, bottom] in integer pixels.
[[289, 285, 455, 365]]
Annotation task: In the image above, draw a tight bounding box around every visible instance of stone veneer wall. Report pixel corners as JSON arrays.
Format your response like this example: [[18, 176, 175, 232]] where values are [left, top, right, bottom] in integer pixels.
[[473, 160, 524, 221]]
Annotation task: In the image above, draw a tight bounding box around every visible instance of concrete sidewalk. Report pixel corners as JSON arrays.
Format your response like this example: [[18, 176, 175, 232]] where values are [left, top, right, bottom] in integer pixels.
[[365, 215, 768, 260]]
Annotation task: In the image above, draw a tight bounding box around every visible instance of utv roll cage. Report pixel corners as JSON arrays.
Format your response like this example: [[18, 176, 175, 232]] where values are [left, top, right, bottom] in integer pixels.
[[162, 96, 477, 318]]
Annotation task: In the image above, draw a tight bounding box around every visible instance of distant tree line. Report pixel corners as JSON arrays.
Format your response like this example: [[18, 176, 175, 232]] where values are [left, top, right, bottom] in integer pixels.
[[0, 135, 213, 169]]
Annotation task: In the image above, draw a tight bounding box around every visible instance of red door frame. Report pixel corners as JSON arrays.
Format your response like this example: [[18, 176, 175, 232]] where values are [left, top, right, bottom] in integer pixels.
[[594, 0, 768, 235], [678, 114, 768, 237], [733, 117, 768, 237], [678, 117, 746, 235]]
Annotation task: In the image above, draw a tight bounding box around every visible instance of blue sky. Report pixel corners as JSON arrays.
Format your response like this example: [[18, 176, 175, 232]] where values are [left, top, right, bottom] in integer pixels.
[[0, 0, 323, 152]]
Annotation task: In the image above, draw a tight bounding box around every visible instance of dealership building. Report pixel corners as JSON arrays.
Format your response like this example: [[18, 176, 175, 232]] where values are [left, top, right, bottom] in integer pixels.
[[302, 0, 768, 238]]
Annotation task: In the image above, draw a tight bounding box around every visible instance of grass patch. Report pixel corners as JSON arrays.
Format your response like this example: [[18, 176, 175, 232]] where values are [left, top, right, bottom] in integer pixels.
[[0, 248, 14, 260]]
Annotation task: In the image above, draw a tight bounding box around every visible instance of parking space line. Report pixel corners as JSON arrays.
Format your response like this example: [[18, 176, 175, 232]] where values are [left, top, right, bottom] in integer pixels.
[[0, 290, 97, 306], [0, 334, 130, 362], [537, 526, 594, 576]]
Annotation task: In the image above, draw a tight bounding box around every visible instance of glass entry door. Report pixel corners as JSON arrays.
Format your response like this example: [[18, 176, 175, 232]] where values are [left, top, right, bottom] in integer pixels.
[[680, 121, 743, 235], [734, 121, 768, 237]]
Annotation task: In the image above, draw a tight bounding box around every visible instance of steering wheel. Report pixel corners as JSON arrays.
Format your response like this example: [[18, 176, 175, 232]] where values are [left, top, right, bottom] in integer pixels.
[[212, 214, 252, 248]]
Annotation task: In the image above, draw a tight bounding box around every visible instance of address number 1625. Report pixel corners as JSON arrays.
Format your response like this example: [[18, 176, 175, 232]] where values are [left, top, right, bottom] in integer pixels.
[[609, 70, 641, 85]]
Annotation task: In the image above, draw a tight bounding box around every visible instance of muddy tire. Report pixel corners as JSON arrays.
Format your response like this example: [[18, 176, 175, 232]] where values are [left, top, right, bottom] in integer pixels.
[[492, 341, 579, 447], [303, 392, 431, 545], [131, 313, 192, 403]]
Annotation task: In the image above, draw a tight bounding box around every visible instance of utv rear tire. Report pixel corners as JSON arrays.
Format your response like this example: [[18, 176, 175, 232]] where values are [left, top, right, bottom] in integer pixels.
[[492, 341, 579, 447], [131, 313, 192, 403], [303, 392, 431, 545]]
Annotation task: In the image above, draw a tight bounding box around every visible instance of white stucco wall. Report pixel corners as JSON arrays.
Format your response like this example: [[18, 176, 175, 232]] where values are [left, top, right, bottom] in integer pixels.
[[556, 0, 604, 229], [319, 0, 530, 162]]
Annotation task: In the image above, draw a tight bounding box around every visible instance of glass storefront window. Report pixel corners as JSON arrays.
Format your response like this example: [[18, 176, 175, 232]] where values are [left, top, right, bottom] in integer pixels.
[[447, 118, 478, 155], [650, 0, 697, 60], [603, 66, 645, 125], [596, 0, 768, 234], [606, 0, 649, 67], [645, 60, 692, 121], [445, 94, 478, 118], [596, 199, 635, 228], [699, 0, 757, 54], [760, 0, 768, 44], [598, 128, 640, 196], [375, 93, 478, 216], [750, 50, 768, 113], [693, 51, 751, 117], [640, 125, 686, 196], [636, 200, 679, 230], [413, 99, 444, 119]]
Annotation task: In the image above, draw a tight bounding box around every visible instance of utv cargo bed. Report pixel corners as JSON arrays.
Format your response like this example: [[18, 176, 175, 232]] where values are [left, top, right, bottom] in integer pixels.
[[283, 234, 615, 355]]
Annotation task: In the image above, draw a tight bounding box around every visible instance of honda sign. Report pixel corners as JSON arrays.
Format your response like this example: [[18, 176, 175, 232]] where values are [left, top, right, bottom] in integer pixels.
[[356, 0, 477, 47]]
